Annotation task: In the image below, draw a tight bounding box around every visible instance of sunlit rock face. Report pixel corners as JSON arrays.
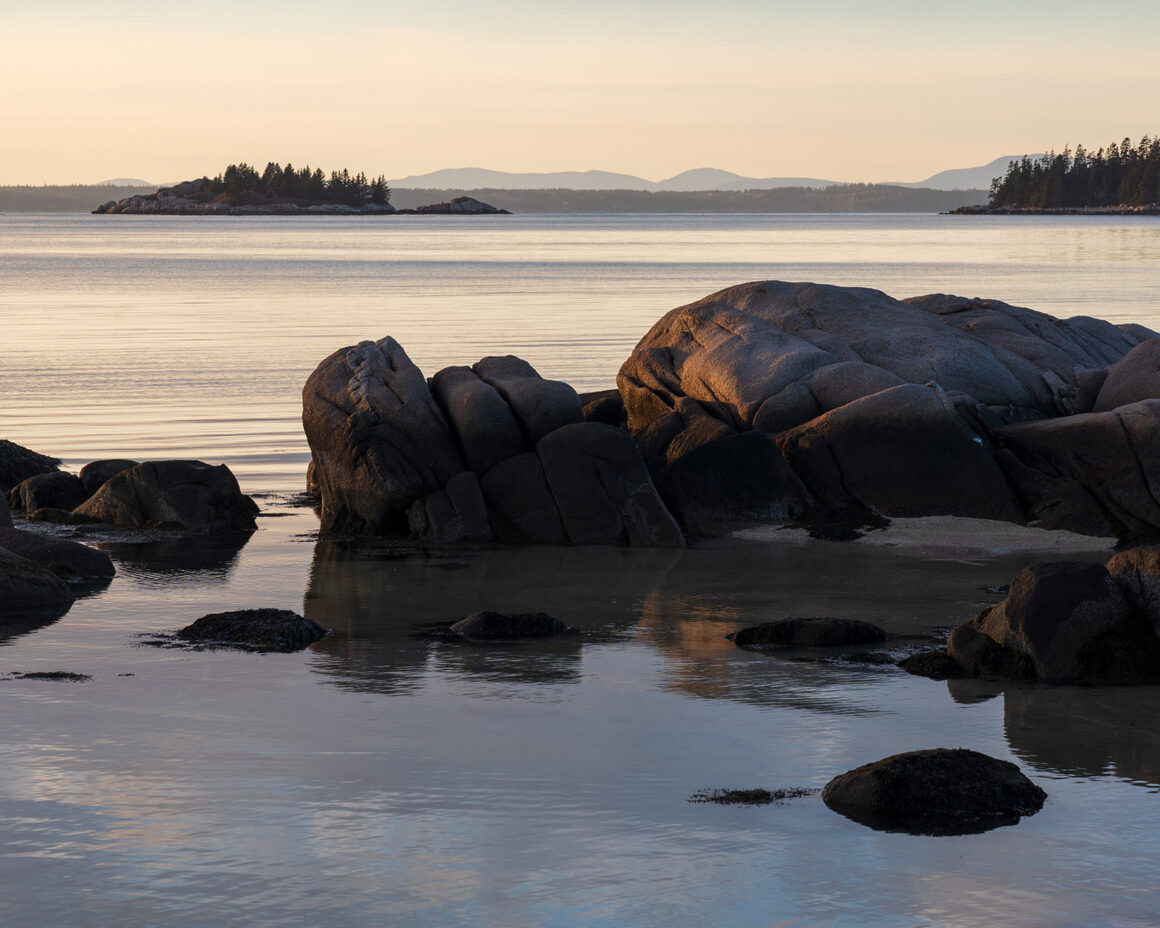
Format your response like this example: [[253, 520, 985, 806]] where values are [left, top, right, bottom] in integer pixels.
[[302, 338, 683, 547], [617, 280, 1159, 539]]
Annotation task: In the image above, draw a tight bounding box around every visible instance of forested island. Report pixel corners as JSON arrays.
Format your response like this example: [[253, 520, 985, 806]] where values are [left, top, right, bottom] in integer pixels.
[[91, 161, 508, 215], [954, 136, 1160, 214]]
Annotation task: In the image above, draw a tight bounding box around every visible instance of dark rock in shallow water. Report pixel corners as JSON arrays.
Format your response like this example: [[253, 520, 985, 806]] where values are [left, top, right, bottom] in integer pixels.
[[0, 527, 115, 582], [0, 547, 75, 618], [728, 617, 887, 649], [72, 460, 258, 533], [822, 748, 1046, 836], [449, 611, 573, 640], [176, 608, 328, 652], [689, 787, 818, 806], [8, 471, 86, 513], [0, 440, 60, 494]]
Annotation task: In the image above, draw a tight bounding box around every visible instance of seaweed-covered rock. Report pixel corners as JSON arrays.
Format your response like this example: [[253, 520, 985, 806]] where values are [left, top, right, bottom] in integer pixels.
[[728, 616, 886, 648], [72, 460, 258, 533], [449, 610, 573, 640], [175, 608, 328, 652], [822, 748, 1046, 835]]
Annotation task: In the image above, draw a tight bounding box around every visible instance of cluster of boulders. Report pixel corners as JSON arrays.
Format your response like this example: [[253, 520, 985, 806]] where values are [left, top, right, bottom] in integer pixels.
[[302, 339, 684, 546], [304, 281, 1160, 547], [905, 546, 1160, 684], [7, 458, 258, 534], [1, 443, 258, 620]]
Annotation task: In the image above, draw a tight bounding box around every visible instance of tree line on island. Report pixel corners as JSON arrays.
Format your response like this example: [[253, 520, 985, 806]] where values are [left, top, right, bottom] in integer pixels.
[[988, 135, 1160, 209], [212, 161, 390, 206]]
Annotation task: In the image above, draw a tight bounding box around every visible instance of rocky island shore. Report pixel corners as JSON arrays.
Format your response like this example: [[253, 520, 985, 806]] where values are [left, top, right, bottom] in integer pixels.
[[94, 178, 508, 216]]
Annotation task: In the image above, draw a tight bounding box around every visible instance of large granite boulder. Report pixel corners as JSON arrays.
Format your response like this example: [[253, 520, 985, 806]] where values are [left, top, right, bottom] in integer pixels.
[[72, 460, 258, 533], [303, 338, 466, 534], [994, 400, 1160, 539], [0, 440, 59, 493], [303, 340, 681, 547], [617, 281, 1156, 538], [823, 748, 1046, 835], [1093, 337, 1160, 412]]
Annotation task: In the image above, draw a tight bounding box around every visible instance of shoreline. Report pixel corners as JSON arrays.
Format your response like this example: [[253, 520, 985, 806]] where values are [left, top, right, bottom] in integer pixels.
[[949, 204, 1160, 215]]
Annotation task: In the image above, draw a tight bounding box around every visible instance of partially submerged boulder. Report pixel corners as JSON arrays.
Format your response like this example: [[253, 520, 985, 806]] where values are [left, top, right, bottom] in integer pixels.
[[728, 617, 887, 649], [822, 748, 1046, 835], [911, 548, 1160, 685], [449, 610, 573, 640], [0, 528, 116, 583], [0, 547, 75, 618], [8, 471, 86, 513], [175, 608, 328, 652], [72, 460, 258, 533]]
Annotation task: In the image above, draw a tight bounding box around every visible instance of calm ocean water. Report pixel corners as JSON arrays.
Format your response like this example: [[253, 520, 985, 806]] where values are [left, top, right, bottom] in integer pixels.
[[2, 212, 1160, 927]]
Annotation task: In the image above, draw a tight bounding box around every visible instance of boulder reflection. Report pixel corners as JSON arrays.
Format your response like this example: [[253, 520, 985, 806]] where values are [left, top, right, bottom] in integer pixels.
[[99, 531, 253, 582], [944, 680, 1160, 788], [304, 538, 681, 694]]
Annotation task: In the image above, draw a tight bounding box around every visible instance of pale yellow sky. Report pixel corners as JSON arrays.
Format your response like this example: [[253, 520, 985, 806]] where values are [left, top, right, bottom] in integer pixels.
[[3, 0, 1158, 185]]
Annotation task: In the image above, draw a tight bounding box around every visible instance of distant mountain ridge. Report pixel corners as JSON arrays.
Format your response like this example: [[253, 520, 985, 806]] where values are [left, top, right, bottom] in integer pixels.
[[394, 157, 1040, 193]]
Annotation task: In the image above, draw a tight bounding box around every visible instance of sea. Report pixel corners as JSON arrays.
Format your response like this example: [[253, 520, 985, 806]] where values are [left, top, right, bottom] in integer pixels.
[[2, 211, 1159, 927]]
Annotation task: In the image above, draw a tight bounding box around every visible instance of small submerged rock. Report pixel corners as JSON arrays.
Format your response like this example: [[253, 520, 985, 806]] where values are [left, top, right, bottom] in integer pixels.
[[822, 748, 1046, 836], [728, 616, 887, 649], [9, 670, 92, 682], [449, 610, 574, 640], [174, 608, 328, 653]]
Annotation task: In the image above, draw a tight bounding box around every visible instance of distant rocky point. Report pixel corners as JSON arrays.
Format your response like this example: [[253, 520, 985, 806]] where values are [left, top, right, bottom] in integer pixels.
[[94, 179, 508, 216]]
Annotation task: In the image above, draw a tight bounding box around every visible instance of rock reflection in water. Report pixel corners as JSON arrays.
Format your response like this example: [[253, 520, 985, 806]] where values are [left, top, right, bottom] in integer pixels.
[[304, 539, 681, 693], [944, 678, 1160, 788], [99, 532, 252, 582]]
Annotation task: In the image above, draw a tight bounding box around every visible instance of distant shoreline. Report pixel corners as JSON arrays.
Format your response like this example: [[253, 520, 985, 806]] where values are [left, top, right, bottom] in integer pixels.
[[949, 204, 1160, 216]]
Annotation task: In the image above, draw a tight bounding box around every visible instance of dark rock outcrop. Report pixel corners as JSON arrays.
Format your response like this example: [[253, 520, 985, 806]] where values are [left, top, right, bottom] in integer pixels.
[[728, 617, 887, 648], [822, 748, 1046, 835], [0, 440, 59, 493], [72, 460, 258, 533], [617, 280, 1157, 538], [449, 610, 573, 640], [303, 339, 681, 547], [175, 608, 328, 652]]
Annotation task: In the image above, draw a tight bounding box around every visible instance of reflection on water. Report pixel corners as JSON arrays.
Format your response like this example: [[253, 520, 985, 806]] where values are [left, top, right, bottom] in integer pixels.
[[99, 532, 253, 582], [304, 538, 681, 693]]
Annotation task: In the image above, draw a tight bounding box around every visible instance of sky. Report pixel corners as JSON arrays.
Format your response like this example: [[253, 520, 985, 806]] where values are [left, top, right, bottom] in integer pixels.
[[3, 0, 1159, 185]]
